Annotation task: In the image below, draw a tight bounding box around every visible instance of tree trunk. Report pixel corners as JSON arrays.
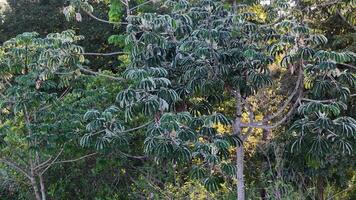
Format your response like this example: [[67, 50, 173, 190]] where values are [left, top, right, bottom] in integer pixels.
[[39, 174, 47, 200], [29, 175, 41, 200], [316, 176, 325, 200], [236, 145, 245, 200], [234, 90, 245, 200]]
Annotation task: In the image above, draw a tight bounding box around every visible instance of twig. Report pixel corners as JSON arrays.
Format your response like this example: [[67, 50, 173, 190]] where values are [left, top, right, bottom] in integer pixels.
[[81, 8, 127, 25], [120, 121, 153, 134], [336, 9, 356, 31], [79, 66, 126, 81], [81, 51, 127, 56], [0, 159, 31, 180], [129, 0, 154, 12], [263, 69, 303, 123], [338, 63, 356, 71], [50, 152, 98, 165], [242, 92, 302, 129]]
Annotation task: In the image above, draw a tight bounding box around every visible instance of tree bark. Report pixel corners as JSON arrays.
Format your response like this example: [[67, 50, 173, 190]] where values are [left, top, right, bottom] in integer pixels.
[[29, 169, 41, 200], [234, 90, 245, 200], [236, 145, 245, 200], [316, 176, 325, 200], [39, 174, 47, 200]]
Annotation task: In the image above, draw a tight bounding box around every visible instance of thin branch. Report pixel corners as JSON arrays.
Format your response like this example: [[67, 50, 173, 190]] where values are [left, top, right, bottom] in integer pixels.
[[81, 51, 127, 56], [130, 0, 154, 12], [35, 148, 64, 172], [120, 121, 153, 134], [0, 159, 31, 180], [302, 93, 356, 103], [338, 63, 356, 71], [50, 152, 97, 165], [242, 92, 302, 129], [263, 69, 303, 123], [79, 66, 126, 81], [336, 9, 356, 31], [262, 0, 340, 27], [39, 148, 65, 175], [119, 151, 147, 160], [301, 98, 336, 103], [241, 99, 254, 141], [81, 8, 127, 25]]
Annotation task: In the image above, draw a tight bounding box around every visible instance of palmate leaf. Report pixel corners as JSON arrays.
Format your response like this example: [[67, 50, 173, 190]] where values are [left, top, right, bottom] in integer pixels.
[[317, 61, 336, 70], [83, 109, 100, 121], [312, 80, 332, 97], [116, 89, 136, 108], [214, 139, 230, 151], [298, 47, 314, 60], [309, 34, 328, 46], [124, 68, 148, 80], [174, 146, 192, 163], [333, 117, 356, 137], [336, 139, 353, 155], [199, 127, 217, 136], [309, 135, 330, 155], [158, 88, 180, 103], [177, 128, 197, 141], [315, 113, 333, 130], [144, 136, 157, 154], [138, 77, 157, 91], [221, 163, 236, 176], [205, 113, 231, 127], [142, 97, 160, 115], [154, 139, 174, 158], [203, 176, 223, 192], [339, 72, 356, 88], [190, 166, 206, 180]]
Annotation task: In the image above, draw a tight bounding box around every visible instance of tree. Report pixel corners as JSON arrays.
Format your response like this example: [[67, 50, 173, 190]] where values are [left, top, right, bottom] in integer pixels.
[[1, 0, 355, 199], [0, 30, 99, 200], [68, 0, 356, 199]]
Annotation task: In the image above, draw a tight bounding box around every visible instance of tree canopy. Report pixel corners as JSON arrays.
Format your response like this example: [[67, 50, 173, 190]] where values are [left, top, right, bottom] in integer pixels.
[[0, 0, 355, 199]]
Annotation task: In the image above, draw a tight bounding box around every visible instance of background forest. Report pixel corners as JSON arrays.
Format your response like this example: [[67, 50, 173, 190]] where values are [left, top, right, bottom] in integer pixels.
[[0, 0, 355, 199]]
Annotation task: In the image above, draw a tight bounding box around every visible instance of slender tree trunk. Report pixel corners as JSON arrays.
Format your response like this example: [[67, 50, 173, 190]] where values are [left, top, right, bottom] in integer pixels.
[[236, 145, 245, 200], [234, 90, 245, 200], [316, 176, 325, 200], [39, 174, 47, 200], [29, 168, 41, 200]]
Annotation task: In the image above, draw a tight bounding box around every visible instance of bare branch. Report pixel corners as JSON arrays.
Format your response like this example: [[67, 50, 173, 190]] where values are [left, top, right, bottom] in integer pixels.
[[35, 148, 64, 172], [79, 66, 126, 82], [0, 159, 31, 180], [338, 63, 356, 71], [81, 51, 127, 56], [302, 93, 356, 103], [242, 92, 302, 129], [118, 151, 147, 160], [336, 9, 356, 31], [50, 153, 97, 165], [81, 8, 127, 25], [120, 121, 153, 134], [130, 0, 154, 12], [263, 69, 303, 123], [240, 99, 255, 141]]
